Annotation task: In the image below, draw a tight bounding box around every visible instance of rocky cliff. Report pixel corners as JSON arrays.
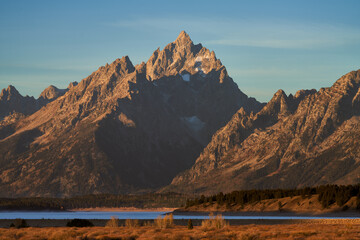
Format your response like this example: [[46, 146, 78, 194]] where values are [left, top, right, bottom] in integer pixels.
[[0, 82, 77, 120], [0, 86, 39, 120], [166, 70, 360, 194], [0, 32, 261, 197]]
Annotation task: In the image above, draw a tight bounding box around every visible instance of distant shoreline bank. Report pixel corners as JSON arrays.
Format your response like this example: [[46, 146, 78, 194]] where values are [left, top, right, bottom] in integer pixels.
[[172, 209, 360, 218], [1, 207, 360, 218], [0, 207, 176, 213], [69, 207, 176, 212], [1, 218, 360, 228]]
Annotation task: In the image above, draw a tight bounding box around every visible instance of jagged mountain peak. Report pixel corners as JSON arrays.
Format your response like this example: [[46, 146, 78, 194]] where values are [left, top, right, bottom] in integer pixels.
[[73, 55, 136, 97], [294, 89, 317, 99], [334, 69, 360, 86], [255, 88, 318, 124], [269, 89, 288, 103], [38, 85, 67, 102], [0, 85, 39, 120], [0, 85, 21, 100], [323, 70, 360, 99], [0, 32, 264, 197], [165, 68, 360, 194], [107, 56, 135, 75], [39, 85, 59, 95], [6, 85, 18, 93], [67, 81, 78, 89], [175, 31, 193, 46], [99, 56, 134, 74], [177, 30, 190, 40], [259, 89, 290, 116], [115, 55, 133, 66], [145, 31, 223, 80]]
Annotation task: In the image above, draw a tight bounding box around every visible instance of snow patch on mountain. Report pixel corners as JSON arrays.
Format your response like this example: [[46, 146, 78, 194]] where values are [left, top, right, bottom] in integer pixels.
[[181, 73, 190, 82], [182, 116, 205, 132]]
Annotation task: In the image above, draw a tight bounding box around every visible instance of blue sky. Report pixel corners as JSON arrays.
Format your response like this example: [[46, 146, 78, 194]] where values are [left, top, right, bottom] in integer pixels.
[[0, 0, 359, 102]]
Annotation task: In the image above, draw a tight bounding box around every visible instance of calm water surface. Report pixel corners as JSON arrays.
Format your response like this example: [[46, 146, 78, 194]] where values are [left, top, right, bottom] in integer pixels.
[[0, 211, 359, 220]]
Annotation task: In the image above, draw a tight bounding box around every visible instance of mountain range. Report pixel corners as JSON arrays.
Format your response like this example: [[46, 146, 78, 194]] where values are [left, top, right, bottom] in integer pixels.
[[166, 70, 360, 194], [0, 31, 261, 197], [0, 83, 78, 120], [0, 31, 359, 197]]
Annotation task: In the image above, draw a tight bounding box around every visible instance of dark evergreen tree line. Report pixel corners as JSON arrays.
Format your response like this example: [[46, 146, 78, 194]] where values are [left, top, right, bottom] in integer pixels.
[[0, 192, 189, 210], [185, 184, 360, 209]]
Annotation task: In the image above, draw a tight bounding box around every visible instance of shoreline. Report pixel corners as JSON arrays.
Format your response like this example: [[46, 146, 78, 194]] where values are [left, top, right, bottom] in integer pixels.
[[69, 207, 177, 212], [1, 207, 360, 218], [2, 222, 360, 239], [173, 209, 360, 218], [0, 207, 177, 213], [1, 218, 360, 228]]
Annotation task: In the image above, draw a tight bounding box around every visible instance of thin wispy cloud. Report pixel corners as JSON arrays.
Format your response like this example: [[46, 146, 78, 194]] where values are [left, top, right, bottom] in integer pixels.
[[228, 68, 307, 78], [207, 23, 360, 49], [0, 63, 97, 73], [106, 17, 222, 34], [108, 17, 360, 49]]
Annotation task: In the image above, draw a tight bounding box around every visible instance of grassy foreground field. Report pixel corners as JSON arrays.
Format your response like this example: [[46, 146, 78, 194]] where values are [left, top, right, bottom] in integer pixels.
[[1, 221, 360, 240]]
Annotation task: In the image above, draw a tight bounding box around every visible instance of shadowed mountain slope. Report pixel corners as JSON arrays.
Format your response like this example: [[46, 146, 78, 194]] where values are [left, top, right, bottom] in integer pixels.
[[0, 32, 262, 197], [165, 70, 360, 194]]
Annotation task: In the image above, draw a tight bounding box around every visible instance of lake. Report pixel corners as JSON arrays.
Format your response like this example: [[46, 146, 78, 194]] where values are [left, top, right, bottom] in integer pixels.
[[0, 211, 359, 220]]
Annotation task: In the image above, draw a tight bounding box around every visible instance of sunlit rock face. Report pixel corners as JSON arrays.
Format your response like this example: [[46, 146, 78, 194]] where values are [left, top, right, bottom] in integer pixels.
[[0, 85, 39, 120], [0, 31, 262, 197], [0, 82, 78, 120], [164, 70, 360, 195]]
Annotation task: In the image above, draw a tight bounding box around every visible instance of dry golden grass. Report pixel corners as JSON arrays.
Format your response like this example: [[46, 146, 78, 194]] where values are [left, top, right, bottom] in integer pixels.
[[201, 213, 228, 230], [1, 222, 360, 240], [125, 219, 140, 228], [105, 216, 120, 227], [154, 213, 174, 229]]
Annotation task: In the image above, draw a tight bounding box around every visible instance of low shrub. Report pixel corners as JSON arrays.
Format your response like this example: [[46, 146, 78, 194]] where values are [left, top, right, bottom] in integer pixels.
[[66, 219, 94, 227], [201, 213, 228, 230], [154, 213, 174, 229], [125, 219, 139, 228], [11, 219, 28, 228], [106, 216, 120, 227], [143, 220, 153, 227], [187, 219, 193, 229]]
